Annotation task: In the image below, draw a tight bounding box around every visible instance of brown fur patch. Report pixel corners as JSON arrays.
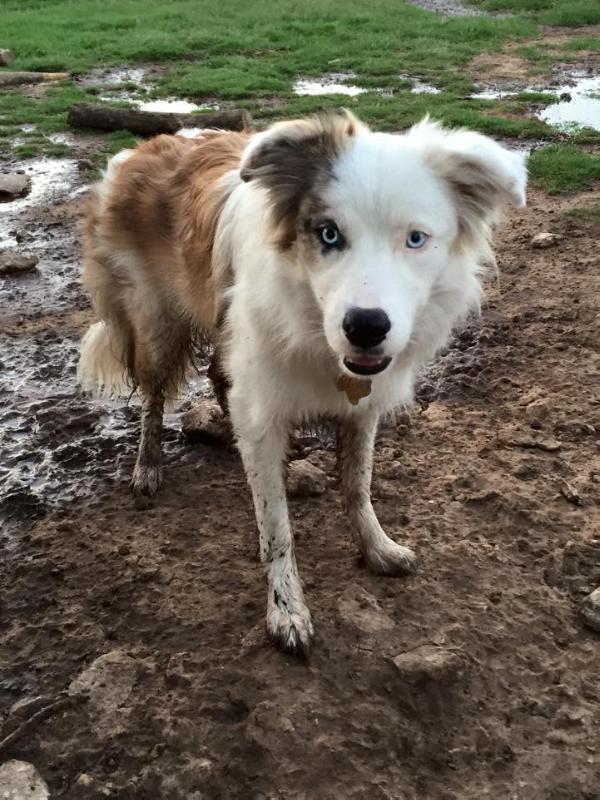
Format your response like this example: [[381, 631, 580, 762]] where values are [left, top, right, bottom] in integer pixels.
[[82, 129, 250, 400], [425, 149, 511, 253], [240, 111, 359, 249]]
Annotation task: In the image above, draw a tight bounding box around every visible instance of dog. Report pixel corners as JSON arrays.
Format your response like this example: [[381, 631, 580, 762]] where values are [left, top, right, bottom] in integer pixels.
[[78, 112, 527, 657]]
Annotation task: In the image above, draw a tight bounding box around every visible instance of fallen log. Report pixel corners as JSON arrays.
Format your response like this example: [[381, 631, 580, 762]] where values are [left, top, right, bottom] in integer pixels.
[[67, 103, 253, 136], [0, 70, 69, 87]]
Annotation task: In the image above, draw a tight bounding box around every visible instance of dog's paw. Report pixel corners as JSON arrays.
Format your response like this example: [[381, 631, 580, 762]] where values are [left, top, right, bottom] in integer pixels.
[[130, 462, 163, 497], [364, 539, 417, 576], [266, 604, 314, 660]]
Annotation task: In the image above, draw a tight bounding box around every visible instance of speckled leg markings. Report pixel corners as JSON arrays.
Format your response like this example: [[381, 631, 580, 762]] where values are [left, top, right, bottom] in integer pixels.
[[131, 391, 164, 497], [337, 413, 417, 575], [235, 421, 313, 658]]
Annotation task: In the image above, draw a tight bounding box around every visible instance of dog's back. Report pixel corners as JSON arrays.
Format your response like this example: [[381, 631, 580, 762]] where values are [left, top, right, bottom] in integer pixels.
[[79, 130, 250, 402]]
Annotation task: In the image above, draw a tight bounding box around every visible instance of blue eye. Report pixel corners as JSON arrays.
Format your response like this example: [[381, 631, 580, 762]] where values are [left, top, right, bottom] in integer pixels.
[[406, 230, 429, 249], [319, 224, 341, 248]]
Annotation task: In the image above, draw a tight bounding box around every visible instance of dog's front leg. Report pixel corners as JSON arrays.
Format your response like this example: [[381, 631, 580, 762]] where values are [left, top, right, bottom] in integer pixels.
[[338, 412, 416, 575], [233, 414, 313, 657]]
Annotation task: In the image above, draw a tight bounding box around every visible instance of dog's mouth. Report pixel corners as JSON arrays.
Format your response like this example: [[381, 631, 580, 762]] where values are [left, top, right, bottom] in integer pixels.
[[343, 355, 392, 376]]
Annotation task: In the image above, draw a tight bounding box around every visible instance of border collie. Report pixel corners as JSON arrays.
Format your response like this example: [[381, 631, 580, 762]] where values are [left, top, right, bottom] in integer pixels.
[[78, 112, 527, 656]]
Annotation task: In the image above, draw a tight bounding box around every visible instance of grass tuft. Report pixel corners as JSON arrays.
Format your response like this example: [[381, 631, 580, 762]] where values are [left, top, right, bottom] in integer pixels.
[[529, 145, 600, 193]]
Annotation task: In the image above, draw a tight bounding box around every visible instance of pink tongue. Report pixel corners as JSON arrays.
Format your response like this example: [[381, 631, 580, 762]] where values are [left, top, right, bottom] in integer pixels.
[[349, 355, 383, 367]]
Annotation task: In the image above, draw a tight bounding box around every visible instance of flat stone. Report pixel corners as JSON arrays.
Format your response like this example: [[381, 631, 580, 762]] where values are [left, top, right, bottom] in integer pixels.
[[0, 760, 49, 800], [0, 172, 31, 201], [68, 649, 139, 737], [337, 586, 395, 634], [287, 459, 327, 497], [580, 588, 600, 632], [181, 398, 233, 447], [0, 250, 39, 275], [531, 232, 563, 249], [0, 49, 14, 66], [392, 645, 462, 682], [525, 399, 550, 428]]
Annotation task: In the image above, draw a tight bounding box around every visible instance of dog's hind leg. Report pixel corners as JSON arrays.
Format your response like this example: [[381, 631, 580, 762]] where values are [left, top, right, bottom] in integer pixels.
[[207, 346, 230, 417], [337, 412, 417, 575], [129, 312, 191, 497], [131, 388, 165, 497], [231, 405, 313, 657]]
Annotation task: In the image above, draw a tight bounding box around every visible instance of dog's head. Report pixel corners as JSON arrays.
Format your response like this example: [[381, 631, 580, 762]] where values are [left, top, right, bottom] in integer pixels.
[[241, 112, 527, 377]]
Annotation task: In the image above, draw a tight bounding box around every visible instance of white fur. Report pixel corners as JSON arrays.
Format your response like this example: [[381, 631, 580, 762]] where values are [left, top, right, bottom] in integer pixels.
[[78, 321, 130, 398], [214, 118, 527, 652]]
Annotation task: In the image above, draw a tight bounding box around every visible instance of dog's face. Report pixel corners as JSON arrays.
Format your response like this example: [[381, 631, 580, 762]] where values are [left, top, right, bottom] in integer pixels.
[[241, 114, 527, 377]]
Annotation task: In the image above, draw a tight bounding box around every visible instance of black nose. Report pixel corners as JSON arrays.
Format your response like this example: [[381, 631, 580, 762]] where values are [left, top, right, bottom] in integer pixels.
[[343, 307, 391, 348]]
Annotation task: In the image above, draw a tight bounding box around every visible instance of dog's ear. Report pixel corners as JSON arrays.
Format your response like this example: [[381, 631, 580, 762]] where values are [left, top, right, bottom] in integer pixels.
[[240, 111, 364, 247], [412, 119, 527, 245]]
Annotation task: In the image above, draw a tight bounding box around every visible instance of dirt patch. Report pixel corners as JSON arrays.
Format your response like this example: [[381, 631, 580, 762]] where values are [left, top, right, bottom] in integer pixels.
[[470, 53, 535, 84], [1, 170, 599, 798], [469, 26, 600, 88], [406, 0, 484, 16]]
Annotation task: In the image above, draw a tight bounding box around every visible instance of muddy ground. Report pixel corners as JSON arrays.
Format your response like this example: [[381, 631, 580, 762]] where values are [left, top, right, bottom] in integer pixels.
[[1, 127, 600, 798]]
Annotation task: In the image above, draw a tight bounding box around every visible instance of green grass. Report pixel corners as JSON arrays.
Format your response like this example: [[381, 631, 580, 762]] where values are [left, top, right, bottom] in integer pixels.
[[467, 0, 600, 26], [561, 37, 600, 53], [564, 203, 600, 220], [529, 145, 600, 193], [0, 0, 598, 194], [1, 0, 537, 76]]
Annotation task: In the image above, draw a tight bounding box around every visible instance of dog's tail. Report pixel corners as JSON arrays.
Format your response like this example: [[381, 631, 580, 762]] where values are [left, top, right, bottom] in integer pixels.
[[78, 320, 132, 398]]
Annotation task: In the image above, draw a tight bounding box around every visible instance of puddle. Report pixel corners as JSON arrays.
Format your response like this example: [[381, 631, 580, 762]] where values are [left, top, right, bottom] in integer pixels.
[[293, 73, 366, 97], [79, 65, 150, 88], [293, 72, 441, 97], [538, 75, 600, 131], [399, 75, 441, 95], [0, 157, 80, 249], [81, 65, 219, 114], [0, 326, 208, 528], [471, 71, 600, 132], [97, 92, 219, 114], [406, 0, 484, 15], [47, 131, 76, 146], [137, 98, 219, 113]]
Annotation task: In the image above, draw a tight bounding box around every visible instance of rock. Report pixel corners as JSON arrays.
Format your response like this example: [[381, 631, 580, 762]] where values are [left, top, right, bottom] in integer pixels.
[[245, 700, 296, 751], [0, 250, 39, 276], [286, 459, 327, 497], [8, 694, 46, 719], [525, 399, 549, 428], [559, 481, 583, 506], [391, 645, 462, 682], [507, 433, 561, 452], [181, 398, 233, 447], [160, 757, 213, 795], [579, 588, 600, 632], [165, 652, 193, 688], [0, 760, 49, 800], [531, 232, 563, 249], [68, 649, 139, 737], [337, 586, 395, 634], [0, 172, 31, 201], [0, 49, 14, 66]]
